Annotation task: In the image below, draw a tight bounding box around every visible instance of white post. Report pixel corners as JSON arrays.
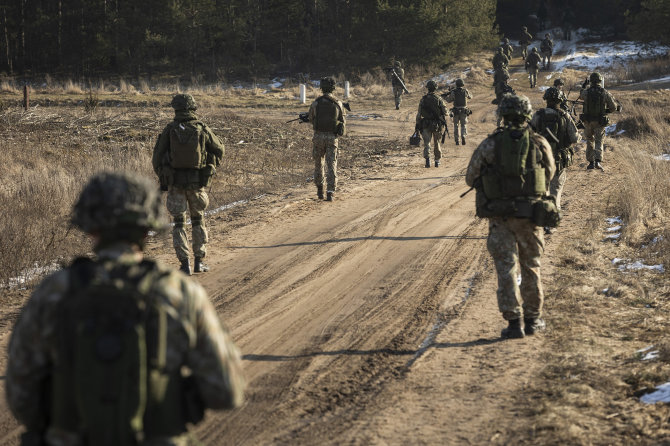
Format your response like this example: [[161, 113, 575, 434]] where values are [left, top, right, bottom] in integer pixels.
[[344, 81, 350, 99], [300, 84, 306, 104]]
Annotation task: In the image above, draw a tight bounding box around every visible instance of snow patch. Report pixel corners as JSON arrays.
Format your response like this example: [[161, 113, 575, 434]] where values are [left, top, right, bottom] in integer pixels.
[[7, 262, 61, 289], [607, 225, 622, 232], [654, 154, 670, 161], [614, 259, 665, 273], [641, 382, 670, 404], [606, 217, 623, 225]]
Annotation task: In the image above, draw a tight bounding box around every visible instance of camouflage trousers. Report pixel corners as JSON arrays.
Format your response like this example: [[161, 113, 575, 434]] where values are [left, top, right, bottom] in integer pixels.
[[583, 121, 606, 162], [521, 44, 529, 59], [393, 86, 404, 107], [542, 51, 552, 67], [550, 169, 567, 210], [421, 128, 442, 161], [487, 217, 545, 321], [452, 110, 468, 140], [528, 68, 538, 87], [166, 187, 209, 261], [313, 132, 339, 193]]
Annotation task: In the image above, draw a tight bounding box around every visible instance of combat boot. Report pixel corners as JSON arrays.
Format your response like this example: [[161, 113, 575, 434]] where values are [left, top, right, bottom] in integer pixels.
[[194, 257, 209, 273], [595, 160, 604, 171], [326, 192, 334, 202], [435, 160, 440, 167], [461, 136, 466, 145], [455, 138, 460, 146], [524, 318, 546, 335], [395, 104, 400, 110], [587, 161, 595, 170], [317, 185, 324, 200], [425, 158, 430, 168], [179, 259, 191, 276], [501, 319, 525, 339]]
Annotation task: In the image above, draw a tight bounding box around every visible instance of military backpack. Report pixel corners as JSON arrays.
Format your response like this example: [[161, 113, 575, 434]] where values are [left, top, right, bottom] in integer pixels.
[[452, 88, 468, 108], [420, 93, 444, 131], [535, 108, 574, 172], [168, 121, 207, 170], [314, 95, 344, 135], [582, 86, 608, 124]]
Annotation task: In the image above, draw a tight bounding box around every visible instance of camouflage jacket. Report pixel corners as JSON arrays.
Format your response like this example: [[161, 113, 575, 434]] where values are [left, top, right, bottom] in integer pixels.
[[390, 67, 405, 86], [492, 52, 509, 69], [415, 92, 448, 129], [525, 52, 542, 70], [579, 86, 618, 117], [152, 110, 225, 178], [466, 126, 555, 190], [502, 43, 513, 59], [541, 38, 554, 53], [444, 87, 472, 107], [6, 243, 245, 445], [520, 30, 533, 45], [530, 106, 579, 149], [308, 93, 346, 134]]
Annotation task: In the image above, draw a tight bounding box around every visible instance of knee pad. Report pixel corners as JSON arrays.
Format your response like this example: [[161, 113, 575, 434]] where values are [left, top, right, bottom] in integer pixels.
[[173, 215, 186, 228]]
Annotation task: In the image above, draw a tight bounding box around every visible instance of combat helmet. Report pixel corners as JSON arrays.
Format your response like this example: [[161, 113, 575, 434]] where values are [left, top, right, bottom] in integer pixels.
[[589, 72, 603, 85], [72, 171, 166, 245], [426, 80, 438, 92], [553, 78, 565, 87], [545, 33, 551, 38], [455, 78, 464, 88], [498, 94, 533, 121], [170, 93, 197, 111], [503, 38, 510, 44], [542, 87, 562, 105], [394, 60, 402, 68], [522, 26, 527, 31], [320, 76, 336, 93], [532, 47, 538, 53]]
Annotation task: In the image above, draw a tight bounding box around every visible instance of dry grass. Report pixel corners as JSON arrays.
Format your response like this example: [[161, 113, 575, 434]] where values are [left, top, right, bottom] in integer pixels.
[[610, 55, 670, 85]]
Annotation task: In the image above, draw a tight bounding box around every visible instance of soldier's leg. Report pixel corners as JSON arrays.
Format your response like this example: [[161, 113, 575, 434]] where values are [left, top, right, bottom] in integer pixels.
[[394, 87, 402, 108], [433, 130, 442, 161], [452, 115, 459, 141], [313, 137, 326, 190], [487, 218, 523, 320], [166, 188, 190, 261], [594, 125, 606, 161], [512, 219, 545, 320], [550, 170, 567, 210], [421, 128, 432, 162], [583, 122, 596, 162], [325, 137, 339, 193], [186, 189, 210, 259], [460, 113, 468, 137]]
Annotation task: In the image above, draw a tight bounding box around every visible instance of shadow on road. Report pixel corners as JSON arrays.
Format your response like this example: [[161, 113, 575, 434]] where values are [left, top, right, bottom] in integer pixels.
[[231, 234, 487, 249]]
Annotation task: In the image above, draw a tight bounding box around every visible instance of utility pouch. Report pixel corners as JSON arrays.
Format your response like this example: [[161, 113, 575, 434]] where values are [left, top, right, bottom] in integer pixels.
[[199, 165, 215, 188], [532, 196, 561, 227], [159, 167, 174, 191], [599, 115, 610, 126], [181, 375, 205, 425]]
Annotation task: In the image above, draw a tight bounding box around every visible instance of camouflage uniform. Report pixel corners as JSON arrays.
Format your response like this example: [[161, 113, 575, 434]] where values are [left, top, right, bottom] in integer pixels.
[[501, 39, 514, 60], [6, 172, 245, 446], [520, 27, 533, 59], [308, 77, 346, 200], [525, 49, 541, 88], [540, 34, 554, 68], [415, 81, 448, 167], [579, 73, 620, 166], [466, 95, 555, 337], [152, 95, 224, 273], [390, 62, 406, 109], [492, 49, 509, 71], [444, 79, 472, 145]]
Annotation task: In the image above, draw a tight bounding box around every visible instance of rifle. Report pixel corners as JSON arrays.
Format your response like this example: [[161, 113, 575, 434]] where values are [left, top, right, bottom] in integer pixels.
[[440, 116, 450, 143], [385, 67, 410, 94], [286, 112, 309, 124]]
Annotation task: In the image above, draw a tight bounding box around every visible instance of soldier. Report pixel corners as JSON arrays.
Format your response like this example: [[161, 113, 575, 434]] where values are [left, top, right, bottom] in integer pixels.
[[495, 80, 516, 127], [501, 37, 514, 60], [540, 33, 554, 69], [444, 78, 472, 145], [525, 47, 542, 88], [531, 87, 579, 233], [466, 94, 556, 339], [492, 47, 509, 71], [416, 80, 448, 168], [6, 172, 245, 445], [152, 93, 224, 275], [389, 60, 407, 110], [520, 26, 533, 60], [552, 78, 569, 111], [308, 76, 346, 201], [579, 72, 621, 170]]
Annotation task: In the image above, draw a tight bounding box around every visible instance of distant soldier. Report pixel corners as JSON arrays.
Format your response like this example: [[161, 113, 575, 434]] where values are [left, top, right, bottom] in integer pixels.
[[309, 76, 347, 200], [552, 78, 569, 111], [579, 72, 621, 170], [540, 33, 554, 68], [466, 94, 557, 339], [152, 93, 224, 275], [492, 47, 509, 71], [520, 26, 533, 60], [525, 47, 542, 88], [6, 172, 245, 445], [415, 80, 448, 168], [532, 87, 579, 232], [388, 60, 407, 110], [501, 38, 514, 60], [444, 78, 472, 145]]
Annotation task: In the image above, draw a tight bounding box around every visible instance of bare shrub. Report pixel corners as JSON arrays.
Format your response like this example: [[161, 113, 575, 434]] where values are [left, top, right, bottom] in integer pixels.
[[64, 79, 84, 94]]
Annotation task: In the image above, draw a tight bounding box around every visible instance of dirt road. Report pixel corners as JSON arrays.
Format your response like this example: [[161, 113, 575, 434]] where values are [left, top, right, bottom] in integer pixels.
[[0, 80, 556, 445]]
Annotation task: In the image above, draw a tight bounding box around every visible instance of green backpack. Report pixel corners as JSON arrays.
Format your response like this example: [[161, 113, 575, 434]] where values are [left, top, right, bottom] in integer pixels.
[[584, 86, 606, 120], [536, 108, 573, 172], [169, 121, 206, 169], [50, 258, 196, 445], [314, 96, 343, 135]]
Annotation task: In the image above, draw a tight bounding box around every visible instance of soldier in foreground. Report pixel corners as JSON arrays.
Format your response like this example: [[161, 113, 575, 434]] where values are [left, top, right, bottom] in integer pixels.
[[416, 80, 448, 168], [388, 60, 407, 110], [466, 94, 557, 339], [531, 87, 579, 233], [309, 76, 347, 201], [6, 171, 245, 445], [444, 78, 472, 145], [579, 72, 621, 170], [540, 33, 554, 69], [520, 26, 533, 60], [525, 48, 542, 88], [152, 93, 224, 275]]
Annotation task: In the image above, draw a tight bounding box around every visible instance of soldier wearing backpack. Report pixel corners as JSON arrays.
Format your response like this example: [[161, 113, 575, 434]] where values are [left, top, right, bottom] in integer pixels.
[[531, 87, 579, 233], [152, 93, 224, 275], [492, 47, 509, 71], [444, 78, 472, 145], [466, 94, 557, 339], [416, 80, 448, 168], [525, 48, 542, 88], [308, 76, 347, 201], [501, 38, 514, 60], [6, 172, 245, 446], [519, 26, 533, 60], [540, 33, 554, 69], [579, 72, 621, 170]]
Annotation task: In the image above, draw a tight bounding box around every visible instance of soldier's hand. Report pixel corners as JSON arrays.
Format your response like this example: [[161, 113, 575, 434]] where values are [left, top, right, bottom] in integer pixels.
[[616, 104, 622, 112]]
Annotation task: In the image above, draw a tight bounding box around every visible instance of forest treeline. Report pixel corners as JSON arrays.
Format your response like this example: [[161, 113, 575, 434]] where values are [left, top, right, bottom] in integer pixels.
[[0, 0, 668, 81]]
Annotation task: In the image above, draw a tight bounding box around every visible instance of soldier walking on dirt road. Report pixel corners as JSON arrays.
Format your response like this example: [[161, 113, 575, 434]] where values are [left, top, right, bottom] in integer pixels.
[[525, 48, 542, 88], [6, 172, 245, 445], [416, 80, 448, 168], [465, 94, 558, 339], [309, 76, 347, 201], [387, 60, 408, 110], [152, 93, 224, 275], [443, 78, 472, 145], [579, 72, 622, 170], [519, 26, 533, 60]]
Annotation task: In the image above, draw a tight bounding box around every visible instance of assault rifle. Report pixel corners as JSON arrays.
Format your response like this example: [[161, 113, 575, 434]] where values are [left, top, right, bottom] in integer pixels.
[[384, 67, 410, 94], [286, 112, 309, 123]]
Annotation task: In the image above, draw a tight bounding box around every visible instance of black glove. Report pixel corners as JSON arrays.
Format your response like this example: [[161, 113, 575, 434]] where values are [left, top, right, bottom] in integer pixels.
[[582, 79, 589, 89], [616, 104, 622, 112]]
